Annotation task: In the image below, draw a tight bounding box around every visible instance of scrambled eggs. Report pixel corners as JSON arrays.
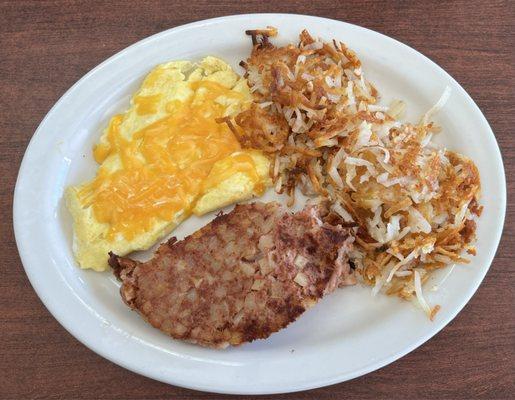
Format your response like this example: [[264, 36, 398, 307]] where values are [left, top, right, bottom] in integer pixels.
[[66, 57, 270, 271]]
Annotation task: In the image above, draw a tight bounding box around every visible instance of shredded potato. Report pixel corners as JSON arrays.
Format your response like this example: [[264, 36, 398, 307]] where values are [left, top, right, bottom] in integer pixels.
[[229, 28, 481, 318]]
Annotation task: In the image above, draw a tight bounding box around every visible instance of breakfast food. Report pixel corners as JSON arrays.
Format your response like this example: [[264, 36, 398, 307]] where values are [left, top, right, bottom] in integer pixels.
[[109, 202, 355, 348], [227, 28, 481, 317], [65, 24, 482, 339], [66, 57, 270, 271]]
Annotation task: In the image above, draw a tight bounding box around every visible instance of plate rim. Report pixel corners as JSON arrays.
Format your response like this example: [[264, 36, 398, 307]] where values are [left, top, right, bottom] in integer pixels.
[[13, 13, 507, 394]]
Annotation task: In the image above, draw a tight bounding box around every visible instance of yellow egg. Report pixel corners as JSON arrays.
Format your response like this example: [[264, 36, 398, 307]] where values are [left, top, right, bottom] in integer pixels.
[[193, 150, 271, 216], [66, 57, 270, 271]]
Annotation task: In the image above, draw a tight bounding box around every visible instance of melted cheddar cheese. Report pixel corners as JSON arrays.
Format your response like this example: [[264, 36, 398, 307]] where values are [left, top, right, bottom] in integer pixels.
[[66, 57, 270, 271]]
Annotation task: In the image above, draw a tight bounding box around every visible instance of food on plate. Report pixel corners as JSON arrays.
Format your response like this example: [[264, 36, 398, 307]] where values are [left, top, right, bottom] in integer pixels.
[[226, 28, 481, 318], [66, 57, 270, 271], [109, 202, 355, 348], [65, 25, 482, 329]]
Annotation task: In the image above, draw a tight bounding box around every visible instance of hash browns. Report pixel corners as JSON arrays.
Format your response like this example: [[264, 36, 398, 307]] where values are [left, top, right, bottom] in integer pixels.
[[228, 28, 481, 317]]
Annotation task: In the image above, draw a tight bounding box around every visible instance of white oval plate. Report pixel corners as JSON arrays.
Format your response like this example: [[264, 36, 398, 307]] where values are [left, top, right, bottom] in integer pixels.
[[13, 14, 506, 394]]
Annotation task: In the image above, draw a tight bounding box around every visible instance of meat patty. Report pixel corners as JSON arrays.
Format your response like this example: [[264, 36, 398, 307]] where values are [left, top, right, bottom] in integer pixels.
[[109, 202, 355, 348]]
